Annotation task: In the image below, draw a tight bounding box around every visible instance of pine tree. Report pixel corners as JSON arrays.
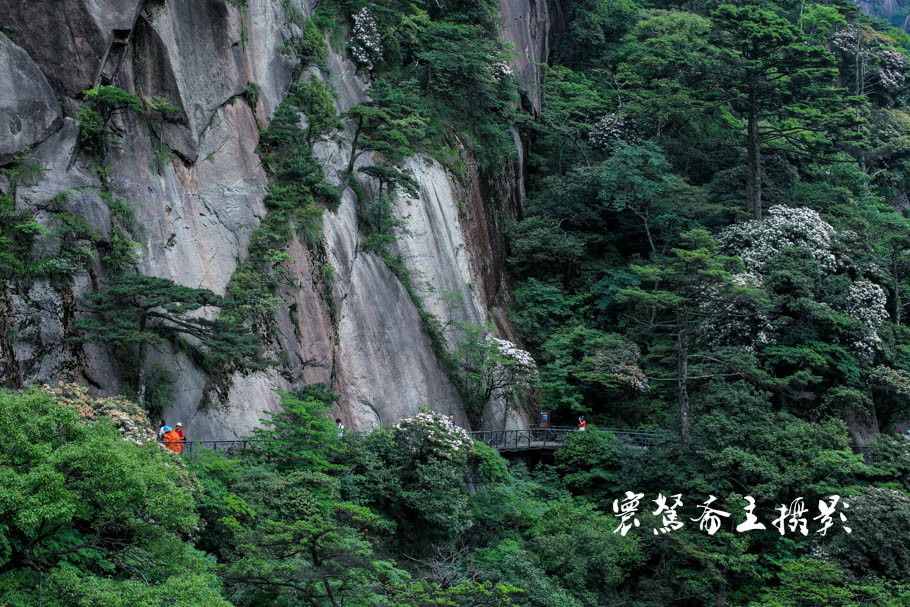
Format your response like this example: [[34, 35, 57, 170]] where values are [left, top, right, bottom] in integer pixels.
[[72, 274, 268, 401]]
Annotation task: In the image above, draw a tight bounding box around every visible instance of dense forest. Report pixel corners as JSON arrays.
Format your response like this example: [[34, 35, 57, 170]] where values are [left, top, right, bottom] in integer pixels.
[[5, 0, 910, 604]]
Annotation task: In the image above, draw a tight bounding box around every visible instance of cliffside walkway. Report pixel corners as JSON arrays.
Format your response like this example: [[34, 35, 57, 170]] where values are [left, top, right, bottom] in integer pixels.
[[468, 426, 654, 451], [162, 426, 655, 457]]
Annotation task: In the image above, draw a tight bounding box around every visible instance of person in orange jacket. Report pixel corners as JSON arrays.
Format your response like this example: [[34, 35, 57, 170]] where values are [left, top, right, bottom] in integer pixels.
[[163, 426, 183, 453]]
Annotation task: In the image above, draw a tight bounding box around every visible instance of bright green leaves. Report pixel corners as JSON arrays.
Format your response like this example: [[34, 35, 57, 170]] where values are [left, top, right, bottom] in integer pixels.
[[250, 390, 342, 473], [0, 388, 228, 606], [344, 78, 429, 168]]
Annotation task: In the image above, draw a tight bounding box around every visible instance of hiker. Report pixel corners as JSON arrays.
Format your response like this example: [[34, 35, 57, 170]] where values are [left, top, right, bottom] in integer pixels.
[[449, 414, 457, 427], [157, 420, 166, 440], [163, 426, 182, 453], [578, 416, 586, 431], [175, 422, 185, 443], [336, 418, 345, 439]]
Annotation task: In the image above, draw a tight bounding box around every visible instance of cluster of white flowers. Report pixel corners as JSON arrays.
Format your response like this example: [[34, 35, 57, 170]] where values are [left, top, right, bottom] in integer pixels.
[[491, 337, 538, 378], [877, 49, 906, 90], [349, 7, 382, 72], [843, 279, 889, 361], [585, 348, 650, 392], [699, 272, 775, 348], [831, 26, 861, 55], [589, 113, 638, 149], [719, 205, 837, 275], [492, 61, 514, 80], [393, 410, 474, 459], [844, 279, 889, 331], [718, 206, 891, 358]]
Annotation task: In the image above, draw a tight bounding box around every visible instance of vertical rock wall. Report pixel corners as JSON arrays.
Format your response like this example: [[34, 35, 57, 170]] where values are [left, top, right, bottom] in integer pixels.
[[0, 0, 548, 438]]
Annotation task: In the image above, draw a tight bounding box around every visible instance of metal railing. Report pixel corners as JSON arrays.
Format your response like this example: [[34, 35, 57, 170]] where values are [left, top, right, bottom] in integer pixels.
[[159, 439, 261, 457], [467, 426, 656, 451], [159, 427, 657, 456]]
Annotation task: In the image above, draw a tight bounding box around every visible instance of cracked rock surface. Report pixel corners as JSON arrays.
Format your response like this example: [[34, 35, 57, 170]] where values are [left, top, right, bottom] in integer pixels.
[[0, 0, 542, 438]]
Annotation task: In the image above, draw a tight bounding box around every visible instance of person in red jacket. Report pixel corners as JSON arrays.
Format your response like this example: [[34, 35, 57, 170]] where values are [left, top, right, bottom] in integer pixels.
[[578, 416, 586, 431]]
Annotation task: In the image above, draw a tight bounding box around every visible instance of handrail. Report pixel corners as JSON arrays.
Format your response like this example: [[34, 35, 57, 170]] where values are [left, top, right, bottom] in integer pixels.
[[466, 427, 655, 451], [158, 427, 657, 456]]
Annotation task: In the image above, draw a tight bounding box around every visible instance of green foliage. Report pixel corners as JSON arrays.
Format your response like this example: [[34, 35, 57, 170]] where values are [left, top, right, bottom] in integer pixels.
[[241, 80, 261, 109], [554, 429, 623, 502], [450, 322, 527, 426], [250, 390, 342, 472], [416, 22, 517, 164], [823, 486, 910, 582], [225, 84, 336, 326], [0, 388, 229, 606], [344, 78, 429, 170], [142, 363, 174, 420], [292, 76, 341, 143], [71, 275, 268, 399], [77, 86, 144, 159], [103, 226, 141, 275], [282, 17, 328, 76]]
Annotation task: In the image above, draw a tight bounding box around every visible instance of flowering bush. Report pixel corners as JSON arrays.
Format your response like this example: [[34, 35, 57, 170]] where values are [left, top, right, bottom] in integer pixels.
[[719, 205, 837, 275], [492, 61, 514, 80], [44, 381, 156, 445], [842, 279, 889, 361], [349, 7, 382, 72], [831, 26, 861, 56], [877, 49, 906, 90], [589, 113, 638, 149], [393, 410, 474, 461], [490, 337, 538, 384], [698, 271, 774, 349], [718, 206, 890, 357]]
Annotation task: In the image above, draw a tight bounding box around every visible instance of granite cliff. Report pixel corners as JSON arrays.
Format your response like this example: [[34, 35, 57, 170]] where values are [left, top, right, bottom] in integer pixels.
[[0, 0, 549, 438]]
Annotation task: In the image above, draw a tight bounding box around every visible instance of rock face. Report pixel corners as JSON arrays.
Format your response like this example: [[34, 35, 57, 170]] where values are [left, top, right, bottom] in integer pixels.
[[857, 0, 910, 32], [0, 0, 547, 439], [498, 0, 549, 115], [0, 34, 62, 162], [0, 0, 143, 98]]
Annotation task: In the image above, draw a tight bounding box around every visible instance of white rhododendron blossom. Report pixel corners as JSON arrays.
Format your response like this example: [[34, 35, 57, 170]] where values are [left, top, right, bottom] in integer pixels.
[[719, 205, 837, 275], [699, 272, 774, 348], [492, 61, 514, 79], [589, 113, 638, 149], [718, 206, 891, 357], [877, 49, 906, 90], [844, 280, 889, 331], [487, 337, 539, 398], [843, 279, 889, 361], [491, 337, 538, 379], [831, 26, 861, 55], [350, 7, 381, 72], [393, 410, 474, 459]]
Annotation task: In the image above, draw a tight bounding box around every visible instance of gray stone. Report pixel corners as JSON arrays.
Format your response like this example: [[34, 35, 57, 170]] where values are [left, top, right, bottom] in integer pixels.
[[108, 98, 267, 295], [0, 34, 62, 163], [244, 0, 299, 121], [498, 0, 549, 115], [0, 0, 143, 98], [5, 280, 76, 386], [133, 0, 247, 161]]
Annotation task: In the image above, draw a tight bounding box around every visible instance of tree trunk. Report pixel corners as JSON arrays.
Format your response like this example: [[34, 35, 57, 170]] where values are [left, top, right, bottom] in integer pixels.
[[137, 311, 147, 403], [746, 86, 762, 221], [345, 115, 363, 183], [678, 309, 690, 447], [894, 255, 901, 326]]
